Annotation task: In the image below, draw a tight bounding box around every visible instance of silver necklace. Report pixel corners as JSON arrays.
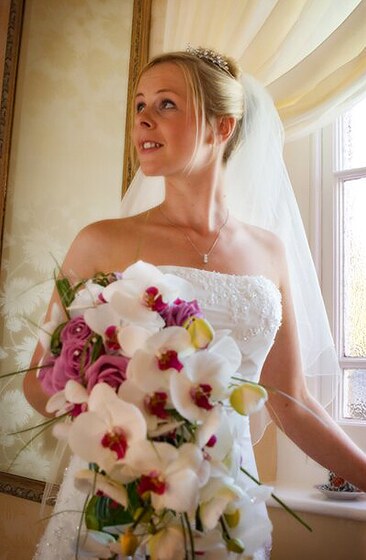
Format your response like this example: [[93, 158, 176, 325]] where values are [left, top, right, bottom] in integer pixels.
[[159, 207, 229, 265]]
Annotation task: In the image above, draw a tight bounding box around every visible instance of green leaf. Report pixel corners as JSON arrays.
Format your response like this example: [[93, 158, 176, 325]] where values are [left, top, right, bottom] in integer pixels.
[[85, 496, 102, 530], [50, 322, 66, 356], [85, 494, 134, 531], [55, 277, 75, 312], [91, 335, 104, 362]]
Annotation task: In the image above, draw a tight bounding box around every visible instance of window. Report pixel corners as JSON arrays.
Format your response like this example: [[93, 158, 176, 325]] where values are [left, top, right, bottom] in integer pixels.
[[333, 97, 366, 423]]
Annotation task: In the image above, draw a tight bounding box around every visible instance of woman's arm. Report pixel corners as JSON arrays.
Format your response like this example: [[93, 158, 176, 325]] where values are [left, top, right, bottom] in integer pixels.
[[23, 224, 103, 416], [260, 239, 366, 492]]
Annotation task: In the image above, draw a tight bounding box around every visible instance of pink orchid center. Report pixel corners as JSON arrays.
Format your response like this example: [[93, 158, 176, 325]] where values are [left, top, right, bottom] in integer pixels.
[[104, 325, 121, 351], [101, 427, 128, 459], [157, 349, 183, 371], [69, 402, 88, 418], [144, 392, 169, 419], [143, 286, 167, 312], [98, 293, 107, 304], [137, 471, 167, 497], [190, 383, 213, 410], [206, 434, 217, 448]]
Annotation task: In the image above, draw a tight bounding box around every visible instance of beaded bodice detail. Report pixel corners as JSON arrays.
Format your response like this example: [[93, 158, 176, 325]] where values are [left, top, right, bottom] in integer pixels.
[[159, 266, 282, 383]]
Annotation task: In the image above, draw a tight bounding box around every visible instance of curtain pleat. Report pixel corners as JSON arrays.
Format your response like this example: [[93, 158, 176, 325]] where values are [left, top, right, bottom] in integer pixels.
[[151, 0, 366, 139]]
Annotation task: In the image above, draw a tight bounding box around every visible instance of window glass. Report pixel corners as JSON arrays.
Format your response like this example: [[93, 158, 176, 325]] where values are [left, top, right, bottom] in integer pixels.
[[342, 369, 366, 420], [343, 178, 366, 358], [341, 97, 366, 170]]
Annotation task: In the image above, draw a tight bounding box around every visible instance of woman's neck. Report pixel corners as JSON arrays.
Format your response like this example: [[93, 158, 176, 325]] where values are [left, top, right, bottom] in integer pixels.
[[160, 164, 228, 234]]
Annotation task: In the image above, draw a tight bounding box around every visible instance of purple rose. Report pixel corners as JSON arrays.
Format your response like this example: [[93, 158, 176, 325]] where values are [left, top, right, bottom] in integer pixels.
[[48, 340, 95, 394], [160, 298, 203, 327], [85, 354, 129, 392], [60, 316, 92, 344]]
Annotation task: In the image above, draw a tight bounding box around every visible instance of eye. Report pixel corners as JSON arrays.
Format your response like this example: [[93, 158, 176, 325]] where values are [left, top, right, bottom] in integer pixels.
[[160, 99, 176, 110], [136, 102, 145, 113]]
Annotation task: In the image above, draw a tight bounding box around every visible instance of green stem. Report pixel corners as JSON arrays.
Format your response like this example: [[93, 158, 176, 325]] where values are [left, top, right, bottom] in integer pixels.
[[219, 515, 231, 540], [9, 414, 67, 435], [7, 418, 62, 471], [240, 466, 312, 532], [0, 364, 44, 380], [75, 493, 90, 560], [180, 514, 188, 560], [132, 504, 151, 531], [183, 512, 195, 559]]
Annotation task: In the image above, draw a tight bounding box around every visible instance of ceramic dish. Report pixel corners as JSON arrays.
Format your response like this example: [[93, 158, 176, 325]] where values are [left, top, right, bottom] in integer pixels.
[[314, 484, 366, 501]]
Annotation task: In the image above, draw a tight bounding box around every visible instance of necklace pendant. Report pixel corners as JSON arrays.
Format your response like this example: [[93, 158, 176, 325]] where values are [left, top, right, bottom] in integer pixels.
[[203, 254, 208, 264]]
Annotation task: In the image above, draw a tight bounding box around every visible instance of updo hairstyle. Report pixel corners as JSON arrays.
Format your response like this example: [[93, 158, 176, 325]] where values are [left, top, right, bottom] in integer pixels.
[[137, 50, 245, 163]]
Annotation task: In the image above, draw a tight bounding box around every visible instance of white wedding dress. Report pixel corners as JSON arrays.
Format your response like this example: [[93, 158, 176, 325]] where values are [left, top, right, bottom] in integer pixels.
[[34, 266, 282, 560]]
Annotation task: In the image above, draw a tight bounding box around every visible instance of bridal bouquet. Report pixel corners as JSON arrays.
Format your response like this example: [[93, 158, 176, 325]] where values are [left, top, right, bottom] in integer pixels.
[[38, 261, 272, 559]]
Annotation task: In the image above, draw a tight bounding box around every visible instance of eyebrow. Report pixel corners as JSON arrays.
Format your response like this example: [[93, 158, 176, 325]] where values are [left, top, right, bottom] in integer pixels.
[[135, 88, 179, 98]]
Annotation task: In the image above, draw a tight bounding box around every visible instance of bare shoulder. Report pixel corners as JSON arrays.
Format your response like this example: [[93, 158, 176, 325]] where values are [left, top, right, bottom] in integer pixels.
[[244, 223, 284, 252], [236, 221, 287, 286], [61, 214, 146, 278]]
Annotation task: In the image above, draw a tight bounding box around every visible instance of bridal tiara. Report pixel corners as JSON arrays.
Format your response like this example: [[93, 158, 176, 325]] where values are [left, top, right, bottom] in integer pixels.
[[186, 45, 232, 75]]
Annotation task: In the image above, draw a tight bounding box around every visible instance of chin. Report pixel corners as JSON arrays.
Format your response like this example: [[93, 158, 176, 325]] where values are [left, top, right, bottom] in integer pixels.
[[140, 167, 164, 177]]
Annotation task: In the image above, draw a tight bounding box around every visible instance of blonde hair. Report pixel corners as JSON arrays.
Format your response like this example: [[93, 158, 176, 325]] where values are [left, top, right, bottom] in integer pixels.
[[135, 50, 245, 164]]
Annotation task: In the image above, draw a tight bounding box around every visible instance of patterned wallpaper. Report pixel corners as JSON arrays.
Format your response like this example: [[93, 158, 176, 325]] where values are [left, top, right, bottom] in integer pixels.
[[0, 0, 133, 481]]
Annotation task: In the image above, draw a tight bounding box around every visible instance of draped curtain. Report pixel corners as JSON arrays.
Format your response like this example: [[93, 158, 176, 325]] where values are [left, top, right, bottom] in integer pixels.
[[150, 0, 366, 139]]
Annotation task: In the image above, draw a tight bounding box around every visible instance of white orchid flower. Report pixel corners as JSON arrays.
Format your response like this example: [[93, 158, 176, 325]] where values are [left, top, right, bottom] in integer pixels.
[[74, 469, 128, 507], [118, 378, 179, 436], [46, 379, 88, 417], [127, 441, 207, 513], [101, 261, 194, 330], [147, 524, 186, 560], [127, 327, 194, 393], [72, 529, 116, 559], [170, 350, 233, 423], [84, 302, 153, 357], [39, 302, 64, 350], [193, 530, 229, 559], [68, 280, 105, 318], [230, 490, 273, 557], [195, 406, 236, 472], [67, 383, 147, 474], [199, 475, 245, 531]]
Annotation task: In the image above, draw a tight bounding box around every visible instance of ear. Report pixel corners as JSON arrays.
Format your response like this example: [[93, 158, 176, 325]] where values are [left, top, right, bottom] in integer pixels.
[[217, 116, 236, 142]]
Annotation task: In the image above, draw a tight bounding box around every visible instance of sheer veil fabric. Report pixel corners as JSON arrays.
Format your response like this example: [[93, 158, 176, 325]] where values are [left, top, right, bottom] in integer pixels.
[[120, 73, 340, 441]]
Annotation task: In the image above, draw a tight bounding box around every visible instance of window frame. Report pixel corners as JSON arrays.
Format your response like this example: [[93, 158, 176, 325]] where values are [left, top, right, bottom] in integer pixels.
[[321, 111, 366, 427]]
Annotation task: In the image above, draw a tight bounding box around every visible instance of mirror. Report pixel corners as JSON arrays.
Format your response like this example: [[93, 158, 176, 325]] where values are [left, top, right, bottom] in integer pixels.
[[0, 0, 151, 499]]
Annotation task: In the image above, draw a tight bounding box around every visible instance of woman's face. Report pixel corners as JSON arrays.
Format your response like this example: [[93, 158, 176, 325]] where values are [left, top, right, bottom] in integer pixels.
[[133, 62, 211, 177]]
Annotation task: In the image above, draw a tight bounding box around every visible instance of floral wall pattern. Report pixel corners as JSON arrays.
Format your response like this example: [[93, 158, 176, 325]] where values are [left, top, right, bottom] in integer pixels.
[[0, 0, 133, 481]]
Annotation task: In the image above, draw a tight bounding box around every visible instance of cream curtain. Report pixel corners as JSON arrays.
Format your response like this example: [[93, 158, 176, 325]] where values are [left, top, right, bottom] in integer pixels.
[[150, 0, 366, 139]]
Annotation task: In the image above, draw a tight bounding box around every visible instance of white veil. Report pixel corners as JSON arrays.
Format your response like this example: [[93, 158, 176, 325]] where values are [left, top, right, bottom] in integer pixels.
[[120, 72, 340, 435]]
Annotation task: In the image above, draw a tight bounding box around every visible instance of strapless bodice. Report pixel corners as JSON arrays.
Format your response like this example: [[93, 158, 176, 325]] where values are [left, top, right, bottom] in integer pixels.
[[159, 265, 282, 384]]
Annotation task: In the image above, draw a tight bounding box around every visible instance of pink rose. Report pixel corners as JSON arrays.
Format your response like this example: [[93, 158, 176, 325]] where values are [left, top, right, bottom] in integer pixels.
[[39, 340, 95, 395], [60, 316, 92, 344], [85, 354, 129, 392]]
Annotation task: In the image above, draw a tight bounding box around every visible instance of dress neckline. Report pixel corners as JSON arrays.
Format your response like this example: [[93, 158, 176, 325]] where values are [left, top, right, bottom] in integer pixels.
[[157, 264, 281, 294]]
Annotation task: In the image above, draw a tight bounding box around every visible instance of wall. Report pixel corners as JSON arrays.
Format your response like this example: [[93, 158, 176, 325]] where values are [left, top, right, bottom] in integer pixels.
[[0, 493, 52, 560], [0, 0, 133, 481], [269, 507, 366, 560]]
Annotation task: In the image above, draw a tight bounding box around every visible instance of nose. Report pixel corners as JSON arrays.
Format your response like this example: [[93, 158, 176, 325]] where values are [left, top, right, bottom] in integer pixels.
[[136, 108, 155, 129]]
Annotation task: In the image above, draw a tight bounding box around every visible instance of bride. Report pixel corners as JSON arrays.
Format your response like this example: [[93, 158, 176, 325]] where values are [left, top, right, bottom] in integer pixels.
[[24, 48, 366, 559]]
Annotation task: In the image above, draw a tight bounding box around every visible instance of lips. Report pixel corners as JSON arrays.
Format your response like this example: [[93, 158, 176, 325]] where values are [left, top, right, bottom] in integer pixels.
[[140, 141, 163, 151]]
